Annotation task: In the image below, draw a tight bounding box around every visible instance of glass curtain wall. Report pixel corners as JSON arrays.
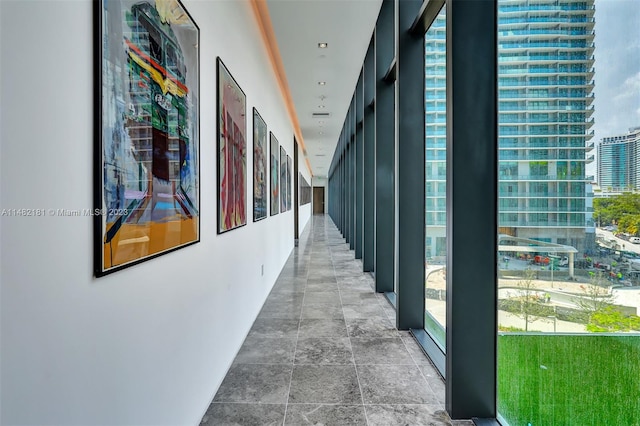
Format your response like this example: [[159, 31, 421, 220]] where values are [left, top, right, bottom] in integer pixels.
[[424, 5, 447, 349], [496, 0, 640, 424]]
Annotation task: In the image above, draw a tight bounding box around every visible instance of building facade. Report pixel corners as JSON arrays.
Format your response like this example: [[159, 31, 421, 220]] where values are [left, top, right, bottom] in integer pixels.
[[425, 0, 596, 256], [597, 126, 640, 191]]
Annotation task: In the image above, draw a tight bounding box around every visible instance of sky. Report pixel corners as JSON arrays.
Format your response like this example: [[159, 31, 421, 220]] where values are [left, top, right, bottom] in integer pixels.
[[591, 0, 640, 141]]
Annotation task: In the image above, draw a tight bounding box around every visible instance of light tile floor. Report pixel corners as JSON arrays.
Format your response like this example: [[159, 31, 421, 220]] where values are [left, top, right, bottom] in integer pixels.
[[201, 216, 473, 426]]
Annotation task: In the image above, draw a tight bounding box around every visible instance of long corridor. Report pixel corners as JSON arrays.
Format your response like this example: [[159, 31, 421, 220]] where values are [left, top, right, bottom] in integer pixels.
[[201, 216, 472, 425]]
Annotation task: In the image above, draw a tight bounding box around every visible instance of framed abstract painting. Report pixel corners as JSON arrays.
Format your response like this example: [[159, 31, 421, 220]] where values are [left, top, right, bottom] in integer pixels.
[[270, 132, 279, 216], [252, 108, 267, 221], [217, 57, 247, 233], [300, 174, 311, 205], [280, 146, 287, 213], [96, 0, 200, 276], [286, 155, 292, 211]]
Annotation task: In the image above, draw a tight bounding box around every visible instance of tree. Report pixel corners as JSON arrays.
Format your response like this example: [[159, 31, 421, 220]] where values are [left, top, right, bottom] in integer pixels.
[[593, 193, 640, 234], [573, 271, 616, 325], [512, 269, 548, 332], [586, 306, 640, 332], [618, 214, 640, 236]]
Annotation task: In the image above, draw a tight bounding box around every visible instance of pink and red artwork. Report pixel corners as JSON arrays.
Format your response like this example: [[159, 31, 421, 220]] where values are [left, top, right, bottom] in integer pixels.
[[217, 58, 246, 233]]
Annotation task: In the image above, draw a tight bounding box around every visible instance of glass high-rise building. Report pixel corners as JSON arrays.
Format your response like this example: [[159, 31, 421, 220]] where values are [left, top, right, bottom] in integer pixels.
[[424, 11, 447, 259], [597, 126, 640, 191], [425, 0, 596, 255]]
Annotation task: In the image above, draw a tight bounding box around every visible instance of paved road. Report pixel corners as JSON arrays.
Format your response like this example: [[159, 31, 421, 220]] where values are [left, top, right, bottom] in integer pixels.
[[596, 228, 640, 254]]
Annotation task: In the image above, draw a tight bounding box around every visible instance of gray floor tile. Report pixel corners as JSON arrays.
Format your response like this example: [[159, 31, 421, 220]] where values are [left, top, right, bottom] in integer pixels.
[[264, 293, 305, 306], [234, 336, 296, 364], [284, 404, 367, 425], [294, 337, 354, 364], [342, 304, 387, 319], [338, 275, 375, 284], [308, 262, 333, 268], [278, 272, 308, 280], [301, 303, 344, 319], [383, 308, 397, 321], [280, 270, 309, 278], [335, 267, 365, 276], [274, 277, 307, 286], [422, 365, 446, 404], [365, 405, 450, 426], [201, 403, 286, 425], [346, 317, 400, 338], [338, 282, 375, 292], [305, 282, 339, 292], [340, 292, 380, 305], [303, 292, 342, 305], [307, 275, 337, 284], [288, 365, 362, 404], [351, 337, 415, 365], [335, 273, 364, 281], [337, 281, 375, 291], [298, 318, 348, 338], [202, 218, 449, 425], [248, 318, 300, 338], [357, 364, 439, 405], [258, 301, 303, 319], [270, 285, 307, 295], [213, 364, 292, 403], [400, 336, 433, 365]]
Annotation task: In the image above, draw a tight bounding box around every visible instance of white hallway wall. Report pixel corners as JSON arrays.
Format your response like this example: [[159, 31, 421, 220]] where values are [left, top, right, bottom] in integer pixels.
[[0, 0, 310, 424]]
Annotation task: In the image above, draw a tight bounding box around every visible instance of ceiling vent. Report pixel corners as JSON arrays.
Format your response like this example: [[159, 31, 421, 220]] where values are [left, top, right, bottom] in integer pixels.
[[312, 112, 331, 118]]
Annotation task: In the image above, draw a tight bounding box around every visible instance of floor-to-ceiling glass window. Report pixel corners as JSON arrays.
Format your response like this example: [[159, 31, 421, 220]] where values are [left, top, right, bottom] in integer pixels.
[[424, 5, 447, 350], [497, 0, 640, 424]]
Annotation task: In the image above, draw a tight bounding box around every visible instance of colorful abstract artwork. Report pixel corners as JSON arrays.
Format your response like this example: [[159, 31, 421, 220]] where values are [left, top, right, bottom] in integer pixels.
[[270, 133, 279, 216], [97, 0, 200, 276], [286, 155, 292, 211], [280, 147, 287, 213], [253, 109, 267, 221], [217, 58, 247, 233]]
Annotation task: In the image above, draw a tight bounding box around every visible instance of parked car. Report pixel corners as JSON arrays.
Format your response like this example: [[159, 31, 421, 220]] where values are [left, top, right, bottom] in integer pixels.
[[630, 237, 640, 244]]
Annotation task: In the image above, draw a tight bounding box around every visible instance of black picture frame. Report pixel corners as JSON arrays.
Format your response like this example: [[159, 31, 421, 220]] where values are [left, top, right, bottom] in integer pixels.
[[270, 132, 280, 216], [280, 146, 287, 213], [286, 155, 292, 211], [252, 108, 268, 221], [95, 0, 200, 276], [300, 174, 311, 205], [216, 57, 247, 234]]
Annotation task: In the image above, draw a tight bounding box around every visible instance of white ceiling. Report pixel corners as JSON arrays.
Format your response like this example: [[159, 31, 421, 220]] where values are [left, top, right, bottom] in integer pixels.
[[267, 0, 383, 177]]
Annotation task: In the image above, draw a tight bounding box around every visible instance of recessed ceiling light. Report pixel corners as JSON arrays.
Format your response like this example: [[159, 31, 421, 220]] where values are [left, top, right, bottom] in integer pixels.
[[318, 81, 326, 86], [318, 105, 325, 109], [318, 42, 328, 48], [319, 131, 324, 135], [319, 121, 324, 124]]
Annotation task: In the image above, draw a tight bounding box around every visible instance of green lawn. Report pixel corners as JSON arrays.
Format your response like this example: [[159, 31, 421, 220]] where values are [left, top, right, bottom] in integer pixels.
[[498, 334, 640, 426]]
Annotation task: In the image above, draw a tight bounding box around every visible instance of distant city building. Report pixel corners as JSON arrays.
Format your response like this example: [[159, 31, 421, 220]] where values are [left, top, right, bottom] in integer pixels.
[[591, 184, 628, 198], [425, 0, 596, 256], [597, 126, 640, 192]]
